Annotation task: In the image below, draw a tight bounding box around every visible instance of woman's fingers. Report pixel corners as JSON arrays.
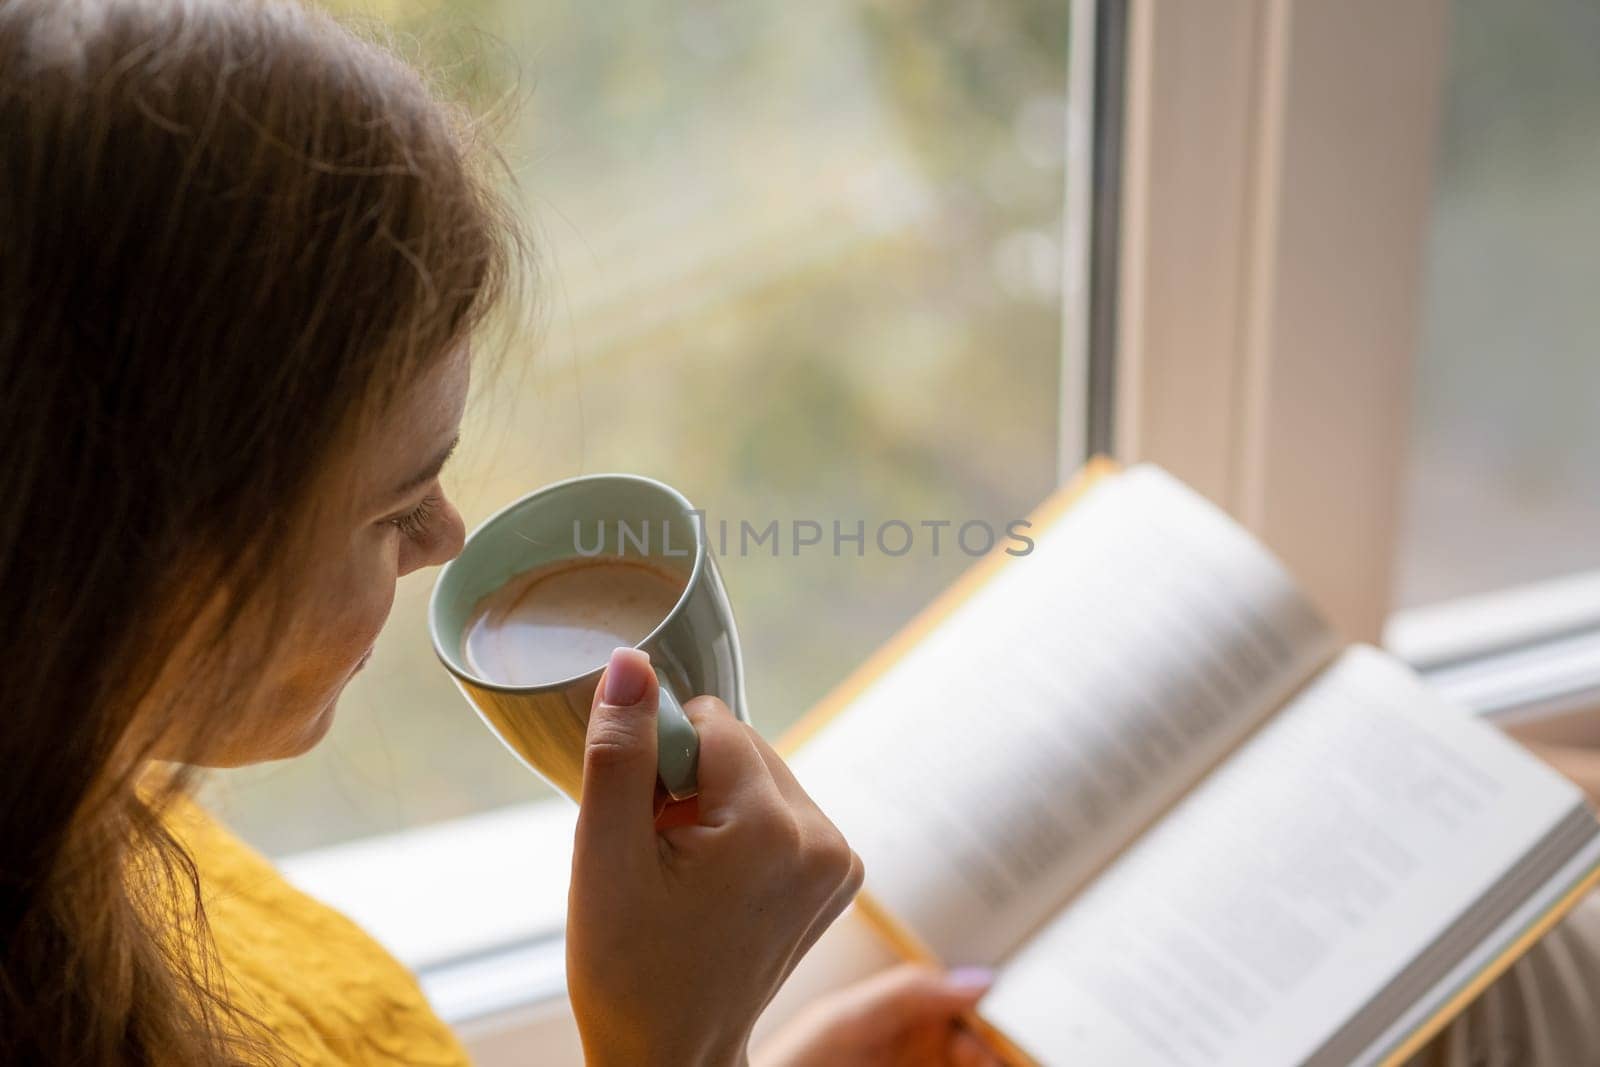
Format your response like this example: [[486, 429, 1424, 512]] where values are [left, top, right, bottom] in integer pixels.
[[742, 718, 820, 811], [733, 717, 865, 989], [738, 714, 864, 984], [824, 963, 994, 1033], [662, 694, 780, 841], [571, 694, 865, 1063], [661, 694, 861, 998], [769, 847, 866, 1008]]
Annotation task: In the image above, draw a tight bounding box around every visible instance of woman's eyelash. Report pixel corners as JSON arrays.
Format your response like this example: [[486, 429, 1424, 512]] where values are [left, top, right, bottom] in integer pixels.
[[390, 494, 441, 541]]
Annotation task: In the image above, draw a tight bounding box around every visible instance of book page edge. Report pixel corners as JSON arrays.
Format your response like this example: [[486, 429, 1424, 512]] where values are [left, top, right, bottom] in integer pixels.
[[1375, 848, 1600, 1067]]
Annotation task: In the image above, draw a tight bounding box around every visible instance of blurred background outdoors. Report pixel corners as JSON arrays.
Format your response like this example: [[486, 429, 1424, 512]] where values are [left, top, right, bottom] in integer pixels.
[[1397, 0, 1600, 606], [208, 0, 1069, 851], [207, 0, 1600, 854]]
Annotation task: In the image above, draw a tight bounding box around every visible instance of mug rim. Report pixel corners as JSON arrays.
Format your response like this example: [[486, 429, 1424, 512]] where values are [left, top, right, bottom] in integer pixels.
[[428, 472, 706, 694]]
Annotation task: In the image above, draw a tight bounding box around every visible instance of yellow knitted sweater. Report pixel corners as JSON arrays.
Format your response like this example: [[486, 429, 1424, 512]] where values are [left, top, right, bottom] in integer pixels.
[[166, 801, 472, 1066]]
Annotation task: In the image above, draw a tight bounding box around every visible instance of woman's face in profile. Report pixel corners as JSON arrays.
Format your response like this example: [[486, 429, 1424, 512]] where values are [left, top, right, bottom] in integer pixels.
[[191, 351, 472, 768]]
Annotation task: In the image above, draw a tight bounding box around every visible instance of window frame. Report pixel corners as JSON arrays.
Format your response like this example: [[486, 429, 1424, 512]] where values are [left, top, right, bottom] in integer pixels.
[[1108, 0, 1449, 643]]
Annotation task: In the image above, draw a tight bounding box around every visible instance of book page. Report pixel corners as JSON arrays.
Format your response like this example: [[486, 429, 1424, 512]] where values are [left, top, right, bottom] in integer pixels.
[[980, 646, 1586, 1066], [788, 465, 1335, 966]]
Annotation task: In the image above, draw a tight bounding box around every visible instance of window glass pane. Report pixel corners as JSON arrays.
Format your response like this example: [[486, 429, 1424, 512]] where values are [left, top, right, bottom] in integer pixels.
[[210, 0, 1070, 853], [1394, 0, 1600, 608]]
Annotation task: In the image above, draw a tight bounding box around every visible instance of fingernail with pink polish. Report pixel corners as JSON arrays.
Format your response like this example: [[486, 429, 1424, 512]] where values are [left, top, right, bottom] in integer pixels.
[[603, 647, 651, 706], [947, 966, 995, 992]]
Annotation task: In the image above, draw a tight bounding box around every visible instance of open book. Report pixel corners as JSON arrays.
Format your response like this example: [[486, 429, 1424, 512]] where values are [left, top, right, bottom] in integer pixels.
[[777, 461, 1600, 1067]]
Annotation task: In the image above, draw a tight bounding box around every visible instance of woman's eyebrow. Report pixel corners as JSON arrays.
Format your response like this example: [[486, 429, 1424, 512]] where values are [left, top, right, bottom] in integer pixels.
[[388, 434, 460, 500]]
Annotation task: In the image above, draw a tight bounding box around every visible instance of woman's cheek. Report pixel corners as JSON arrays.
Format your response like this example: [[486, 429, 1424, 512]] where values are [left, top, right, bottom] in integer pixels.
[[346, 533, 402, 653], [307, 534, 398, 687]]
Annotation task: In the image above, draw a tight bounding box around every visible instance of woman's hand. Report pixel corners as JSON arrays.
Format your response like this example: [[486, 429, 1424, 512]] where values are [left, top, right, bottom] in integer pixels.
[[566, 648, 864, 1067], [751, 964, 1007, 1067]]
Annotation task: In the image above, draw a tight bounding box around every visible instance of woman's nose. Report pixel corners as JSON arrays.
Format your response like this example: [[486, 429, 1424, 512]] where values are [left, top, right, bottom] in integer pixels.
[[399, 498, 467, 576], [434, 500, 467, 563]]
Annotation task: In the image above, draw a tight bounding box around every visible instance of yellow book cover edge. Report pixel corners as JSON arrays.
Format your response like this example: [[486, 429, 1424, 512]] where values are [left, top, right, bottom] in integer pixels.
[[775, 456, 1600, 1066]]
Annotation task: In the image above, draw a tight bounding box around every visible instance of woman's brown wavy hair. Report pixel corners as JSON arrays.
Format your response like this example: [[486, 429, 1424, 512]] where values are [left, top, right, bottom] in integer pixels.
[[0, 0, 521, 1060]]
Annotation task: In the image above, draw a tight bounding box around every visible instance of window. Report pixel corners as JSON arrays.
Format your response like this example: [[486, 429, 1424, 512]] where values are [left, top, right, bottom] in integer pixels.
[[200, 0, 1600, 1052], [1380, 0, 1600, 728], [1098, 0, 1596, 711], [208, 0, 1075, 856], [1392, 0, 1600, 609]]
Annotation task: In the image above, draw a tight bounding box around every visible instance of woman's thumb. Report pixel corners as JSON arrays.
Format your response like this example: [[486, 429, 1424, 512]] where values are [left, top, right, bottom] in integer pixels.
[[575, 647, 660, 857]]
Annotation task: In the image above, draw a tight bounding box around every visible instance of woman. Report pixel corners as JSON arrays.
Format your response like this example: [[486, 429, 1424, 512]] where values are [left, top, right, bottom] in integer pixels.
[[0, 1, 1001, 1063]]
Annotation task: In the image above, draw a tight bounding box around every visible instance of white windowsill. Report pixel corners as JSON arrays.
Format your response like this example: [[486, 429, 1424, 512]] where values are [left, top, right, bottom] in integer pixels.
[[278, 799, 578, 1024], [1386, 569, 1600, 723], [1386, 569, 1600, 670]]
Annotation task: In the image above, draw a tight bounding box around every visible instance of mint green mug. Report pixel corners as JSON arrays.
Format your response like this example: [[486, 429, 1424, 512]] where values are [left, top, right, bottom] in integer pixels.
[[428, 474, 748, 803]]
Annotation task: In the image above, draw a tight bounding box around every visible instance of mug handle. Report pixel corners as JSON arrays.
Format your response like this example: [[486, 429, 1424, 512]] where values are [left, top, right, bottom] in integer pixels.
[[655, 682, 700, 801]]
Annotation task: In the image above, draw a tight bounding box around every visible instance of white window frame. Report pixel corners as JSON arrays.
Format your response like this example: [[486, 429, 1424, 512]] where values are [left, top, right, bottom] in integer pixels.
[[277, 1, 1600, 1059], [1108, 0, 1448, 644], [1386, 572, 1600, 728]]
